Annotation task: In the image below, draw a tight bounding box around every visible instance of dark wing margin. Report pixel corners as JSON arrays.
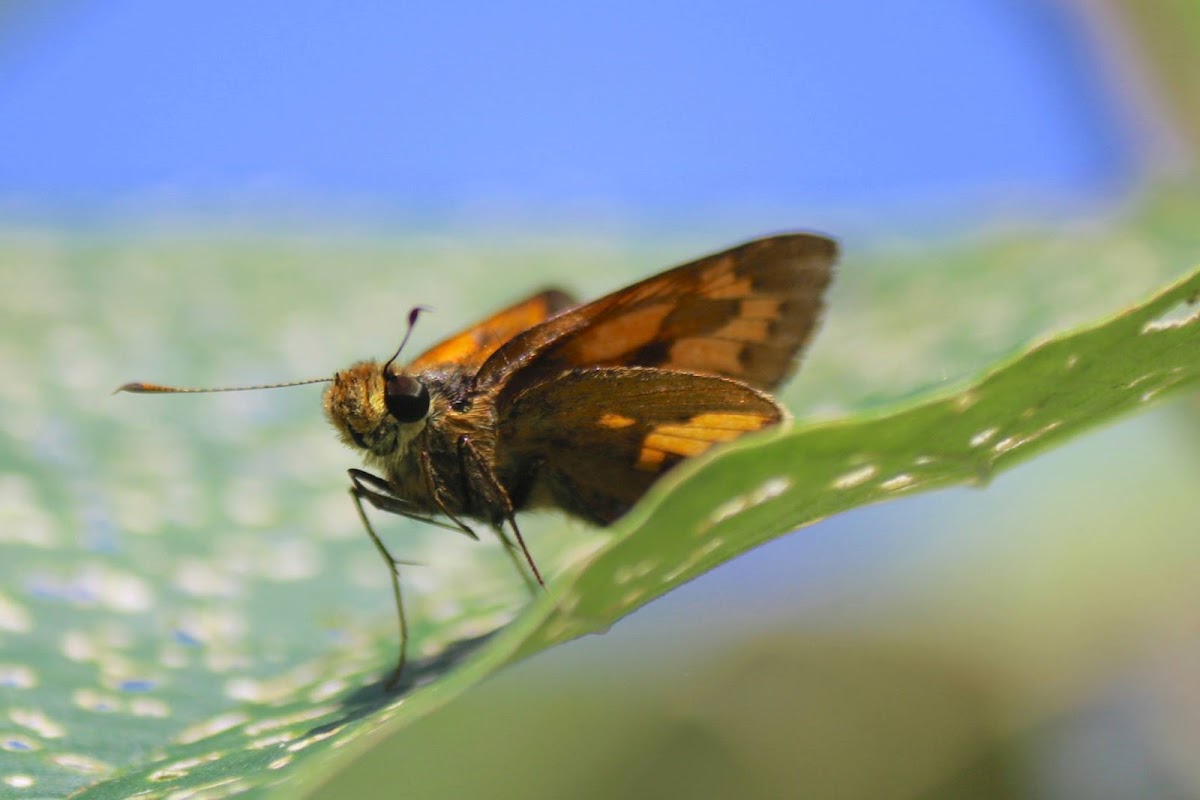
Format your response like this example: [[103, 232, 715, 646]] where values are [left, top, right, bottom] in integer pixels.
[[499, 366, 783, 525]]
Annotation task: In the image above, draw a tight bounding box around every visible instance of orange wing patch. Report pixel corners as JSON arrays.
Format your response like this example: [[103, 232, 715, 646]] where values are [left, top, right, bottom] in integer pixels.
[[713, 316, 773, 342], [563, 302, 674, 363], [665, 338, 743, 375], [697, 257, 754, 299], [739, 297, 783, 320], [410, 289, 575, 374]]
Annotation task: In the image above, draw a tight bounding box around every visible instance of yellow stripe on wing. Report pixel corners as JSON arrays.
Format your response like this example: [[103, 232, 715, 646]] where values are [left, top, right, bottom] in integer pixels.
[[635, 411, 774, 471]]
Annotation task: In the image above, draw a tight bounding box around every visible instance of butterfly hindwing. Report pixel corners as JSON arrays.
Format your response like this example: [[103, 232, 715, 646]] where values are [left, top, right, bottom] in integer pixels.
[[477, 234, 836, 402], [499, 366, 783, 524]]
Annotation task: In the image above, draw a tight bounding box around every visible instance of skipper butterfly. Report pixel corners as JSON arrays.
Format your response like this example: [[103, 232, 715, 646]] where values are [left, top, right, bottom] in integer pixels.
[[121, 233, 837, 687]]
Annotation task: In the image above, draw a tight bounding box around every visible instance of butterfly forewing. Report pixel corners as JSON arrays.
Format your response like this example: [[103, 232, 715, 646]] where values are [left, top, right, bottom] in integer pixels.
[[475, 234, 836, 405], [409, 289, 576, 373], [500, 366, 783, 525]]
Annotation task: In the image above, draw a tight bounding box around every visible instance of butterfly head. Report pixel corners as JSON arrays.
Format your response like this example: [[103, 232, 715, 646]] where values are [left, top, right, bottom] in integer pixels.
[[323, 360, 432, 456], [323, 306, 434, 456]]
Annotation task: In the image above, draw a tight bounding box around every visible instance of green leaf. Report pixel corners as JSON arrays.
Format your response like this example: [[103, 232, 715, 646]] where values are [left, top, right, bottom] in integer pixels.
[[1, 225, 1199, 799]]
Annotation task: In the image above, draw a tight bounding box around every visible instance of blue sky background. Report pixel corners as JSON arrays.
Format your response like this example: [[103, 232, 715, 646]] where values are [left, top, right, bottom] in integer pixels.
[[0, 0, 1140, 229]]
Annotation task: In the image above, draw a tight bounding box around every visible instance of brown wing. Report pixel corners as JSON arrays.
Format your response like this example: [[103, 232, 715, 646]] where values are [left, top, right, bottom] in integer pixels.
[[500, 366, 783, 525], [475, 234, 836, 401], [408, 289, 575, 373]]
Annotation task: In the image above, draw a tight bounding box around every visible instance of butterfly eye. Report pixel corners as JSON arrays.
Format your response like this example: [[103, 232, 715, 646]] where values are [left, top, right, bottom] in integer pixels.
[[384, 374, 430, 423]]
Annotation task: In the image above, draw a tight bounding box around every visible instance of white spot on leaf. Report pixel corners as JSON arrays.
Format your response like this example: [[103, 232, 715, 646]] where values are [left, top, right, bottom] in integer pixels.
[[130, 698, 170, 718], [175, 711, 249, 745], [242, 706, 336, 737], [662, 538, 727, 583], [0, 665, 36, 690], [174, 559, 242, 598], [1142, 297, 1200, 332], [2, 736, 37, 752], [72, 689, 121, 714], [831, 464, 877, 490], [880, 474, 915, 491], [0, 593, 31, 634], [970, 428, 998, 448], [0, 475, 58, 547], [613, 559, 660, 585], [10, 708, 64, 739], [49, 753, 112, 775], [953, 391, 978, 412], [703, 476, 792, 531]]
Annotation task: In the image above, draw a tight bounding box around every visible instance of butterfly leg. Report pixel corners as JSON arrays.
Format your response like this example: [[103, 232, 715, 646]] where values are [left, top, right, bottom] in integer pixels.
[[350, 468, 479, 540], [413, 451, 488, 544], [458, 436, 547, 592], [489, 523, 540, 596], [348, 476, 409, 691]]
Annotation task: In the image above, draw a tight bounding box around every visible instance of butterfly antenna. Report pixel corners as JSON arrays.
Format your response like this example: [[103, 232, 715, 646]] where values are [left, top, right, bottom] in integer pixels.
[[114, 376, 331, 395], [383, 305, 432, 374]]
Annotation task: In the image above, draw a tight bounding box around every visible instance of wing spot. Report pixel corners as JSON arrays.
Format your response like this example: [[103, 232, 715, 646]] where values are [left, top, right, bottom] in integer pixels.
[[598, 413, 636, 429]]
